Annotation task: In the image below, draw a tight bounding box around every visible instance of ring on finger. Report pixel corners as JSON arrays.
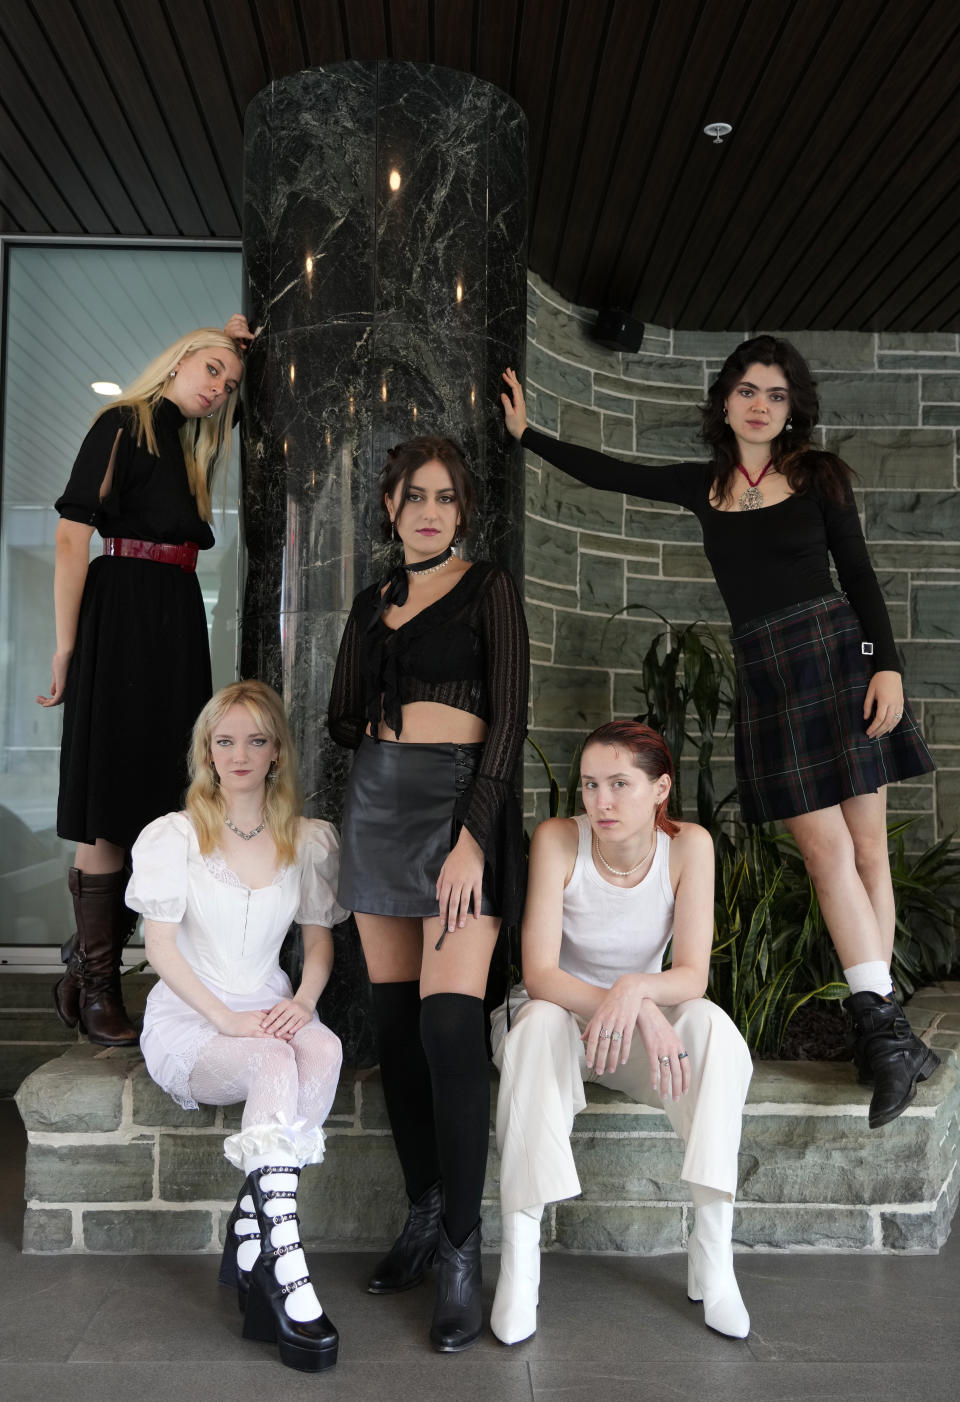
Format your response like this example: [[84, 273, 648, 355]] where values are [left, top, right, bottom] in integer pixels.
[[658, 1054, 670, 1065], [600, 1029, 612, 1040], [677, 1050, 689, 1060], [610, 1030, 623, 1042]]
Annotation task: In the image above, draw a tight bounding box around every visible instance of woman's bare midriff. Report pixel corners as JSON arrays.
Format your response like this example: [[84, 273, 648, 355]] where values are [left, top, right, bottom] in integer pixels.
[[372, 701, 488, 745]]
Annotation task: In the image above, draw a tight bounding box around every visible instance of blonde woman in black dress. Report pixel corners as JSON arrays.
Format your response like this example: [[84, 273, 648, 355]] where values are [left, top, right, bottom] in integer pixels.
[[38, 316, 249, 1045]]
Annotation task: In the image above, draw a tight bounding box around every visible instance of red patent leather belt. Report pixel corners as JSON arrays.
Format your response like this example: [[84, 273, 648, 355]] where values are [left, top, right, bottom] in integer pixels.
[[102, 537, 199, 572]]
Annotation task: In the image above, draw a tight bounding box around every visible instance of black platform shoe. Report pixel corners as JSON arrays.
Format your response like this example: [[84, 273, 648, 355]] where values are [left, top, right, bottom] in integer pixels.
[[240, 1164, 339, 1372], [218, 1174, 259, 1312], [367, 1181, 442, 1294], [430, 1220, 483, 1353], [844, 991, 940, 1128]]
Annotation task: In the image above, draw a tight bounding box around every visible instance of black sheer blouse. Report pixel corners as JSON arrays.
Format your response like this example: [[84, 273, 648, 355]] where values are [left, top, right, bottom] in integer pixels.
[[327, 560, 529, 860]]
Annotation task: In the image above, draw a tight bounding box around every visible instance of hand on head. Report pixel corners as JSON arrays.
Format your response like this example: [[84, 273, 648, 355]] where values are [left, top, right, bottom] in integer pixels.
[[223, 313, 257, 346]]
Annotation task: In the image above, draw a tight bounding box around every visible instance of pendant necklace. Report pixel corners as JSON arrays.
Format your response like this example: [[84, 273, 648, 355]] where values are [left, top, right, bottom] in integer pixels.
[[594, 828, 657, 878], [736, 460, 773, 510], [224, 816, 265, 841]]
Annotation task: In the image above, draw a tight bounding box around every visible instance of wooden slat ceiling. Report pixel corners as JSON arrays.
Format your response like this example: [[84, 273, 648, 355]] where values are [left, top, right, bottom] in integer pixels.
[[2, 0, 959, 332]]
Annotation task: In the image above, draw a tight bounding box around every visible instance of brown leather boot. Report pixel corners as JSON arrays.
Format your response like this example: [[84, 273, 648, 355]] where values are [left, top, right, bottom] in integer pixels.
[[52, 928, 83, 1029], [68, 868, 140, 1047]]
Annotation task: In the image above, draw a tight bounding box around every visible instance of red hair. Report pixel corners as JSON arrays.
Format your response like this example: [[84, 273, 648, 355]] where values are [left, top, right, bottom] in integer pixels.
[[582, 721, 680, 837]]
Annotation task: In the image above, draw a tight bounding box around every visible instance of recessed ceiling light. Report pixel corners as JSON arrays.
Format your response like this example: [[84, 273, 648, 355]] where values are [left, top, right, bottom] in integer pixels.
[[703, 122, 733, 144], [91, 381, 121, 396]]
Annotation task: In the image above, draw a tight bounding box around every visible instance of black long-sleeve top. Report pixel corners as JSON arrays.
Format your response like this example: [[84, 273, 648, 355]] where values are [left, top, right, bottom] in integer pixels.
[[522, 427, 900, 673], [327, 560, 530, 860]]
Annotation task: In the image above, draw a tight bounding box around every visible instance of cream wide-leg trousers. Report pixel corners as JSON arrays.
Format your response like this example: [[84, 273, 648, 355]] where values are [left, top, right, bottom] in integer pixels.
[[490, 993, 753, 1216]]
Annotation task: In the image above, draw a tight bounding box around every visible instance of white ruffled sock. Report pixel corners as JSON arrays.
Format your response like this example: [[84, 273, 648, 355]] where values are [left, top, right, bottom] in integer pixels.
[[244, 1152, 323, 1324]]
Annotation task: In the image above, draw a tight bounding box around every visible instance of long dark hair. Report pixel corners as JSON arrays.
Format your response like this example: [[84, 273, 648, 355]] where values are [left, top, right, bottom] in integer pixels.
[[582, 720, 680, 838], [377, 435, 476, 543], [701, 335, 851, 505]]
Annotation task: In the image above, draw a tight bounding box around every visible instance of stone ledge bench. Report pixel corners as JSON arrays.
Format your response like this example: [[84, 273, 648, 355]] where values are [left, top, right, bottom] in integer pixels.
[[12, 983, 960, 1256]]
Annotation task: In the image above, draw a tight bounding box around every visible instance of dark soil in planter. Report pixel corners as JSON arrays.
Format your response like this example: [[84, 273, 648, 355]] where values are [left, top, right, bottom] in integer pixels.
[[769, 1002, 851, 1062]]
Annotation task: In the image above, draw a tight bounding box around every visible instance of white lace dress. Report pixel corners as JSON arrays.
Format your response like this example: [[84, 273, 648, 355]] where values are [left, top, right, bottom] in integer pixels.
[[127, 812, 349, 1111]]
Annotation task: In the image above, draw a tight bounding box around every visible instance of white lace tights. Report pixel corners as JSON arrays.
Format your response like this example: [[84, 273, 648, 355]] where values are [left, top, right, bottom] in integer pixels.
[[187, 1022, 343, 1132]]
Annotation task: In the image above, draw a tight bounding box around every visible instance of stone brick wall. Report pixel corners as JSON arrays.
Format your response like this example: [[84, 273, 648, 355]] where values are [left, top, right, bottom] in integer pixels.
[[16, 995, 960, 1254], [523, 273, 960, 846]]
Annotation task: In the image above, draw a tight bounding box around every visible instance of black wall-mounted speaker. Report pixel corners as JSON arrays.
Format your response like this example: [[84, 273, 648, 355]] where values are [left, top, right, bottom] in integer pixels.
[[593, 308, 645, 353]]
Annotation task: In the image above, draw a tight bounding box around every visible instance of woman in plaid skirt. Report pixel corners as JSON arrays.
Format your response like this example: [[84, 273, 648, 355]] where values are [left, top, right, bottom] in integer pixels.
[[501, 338, 938, 1129]]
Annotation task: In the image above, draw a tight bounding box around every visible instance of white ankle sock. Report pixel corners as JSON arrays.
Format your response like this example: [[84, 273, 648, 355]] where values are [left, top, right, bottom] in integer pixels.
[[234, 1193, 261, 1272], [245, 1155, 323, 1323], [843, 961, 894, 997]]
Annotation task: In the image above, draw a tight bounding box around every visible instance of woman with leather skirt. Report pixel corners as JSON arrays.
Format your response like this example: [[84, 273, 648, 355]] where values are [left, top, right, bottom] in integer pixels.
[[328, 435, 529, 1351]]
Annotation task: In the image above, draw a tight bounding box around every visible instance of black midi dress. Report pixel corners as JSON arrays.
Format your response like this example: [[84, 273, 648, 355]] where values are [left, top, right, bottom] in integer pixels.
[[55, 398, 214, 850]]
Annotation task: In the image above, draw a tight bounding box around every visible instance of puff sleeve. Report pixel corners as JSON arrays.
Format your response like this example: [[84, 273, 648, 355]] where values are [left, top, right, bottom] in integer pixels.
[[295, 819, 351, 927], [55, 408, 132, 526], [126, 813, 191, 924]]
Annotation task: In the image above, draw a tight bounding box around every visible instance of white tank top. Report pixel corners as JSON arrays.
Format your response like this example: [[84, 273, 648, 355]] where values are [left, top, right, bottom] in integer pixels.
[[559, 814, 675, 988]]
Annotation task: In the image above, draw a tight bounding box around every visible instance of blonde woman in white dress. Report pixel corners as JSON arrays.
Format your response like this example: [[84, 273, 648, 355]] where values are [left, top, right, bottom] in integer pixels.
[[127, 680, 347, 1373]]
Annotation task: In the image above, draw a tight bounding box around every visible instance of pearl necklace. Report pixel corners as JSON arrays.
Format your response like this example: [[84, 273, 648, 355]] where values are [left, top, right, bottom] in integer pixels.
[[224, 816, 265, 841], [594, 828, 657, 878]]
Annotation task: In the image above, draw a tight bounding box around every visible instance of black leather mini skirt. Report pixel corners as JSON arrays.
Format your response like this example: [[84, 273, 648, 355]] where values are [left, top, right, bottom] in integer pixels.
[[337, 735, 498, 918]]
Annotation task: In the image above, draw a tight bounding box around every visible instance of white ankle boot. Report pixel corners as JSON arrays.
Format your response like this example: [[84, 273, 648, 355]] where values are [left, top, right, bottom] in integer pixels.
[[491, 1206, 543, 1345], [687, 1194, 750, 1339]]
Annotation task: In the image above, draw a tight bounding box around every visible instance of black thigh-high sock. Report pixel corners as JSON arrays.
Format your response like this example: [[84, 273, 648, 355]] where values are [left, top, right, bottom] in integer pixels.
[[419, 992, 490, 1248], [369, 980, 440, 1203]]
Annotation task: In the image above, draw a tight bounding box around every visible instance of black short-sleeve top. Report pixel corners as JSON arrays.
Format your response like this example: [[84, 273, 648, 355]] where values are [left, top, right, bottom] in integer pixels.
[[55, 398, 214, 549]]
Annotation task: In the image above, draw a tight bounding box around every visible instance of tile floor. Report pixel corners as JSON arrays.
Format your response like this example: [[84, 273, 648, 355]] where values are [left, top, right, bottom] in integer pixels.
[[2, 1098, 957, 1402]]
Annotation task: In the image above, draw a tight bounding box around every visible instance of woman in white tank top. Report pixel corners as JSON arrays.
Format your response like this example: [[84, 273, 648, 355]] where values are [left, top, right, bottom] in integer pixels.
[[489, 721, 753, 1345]]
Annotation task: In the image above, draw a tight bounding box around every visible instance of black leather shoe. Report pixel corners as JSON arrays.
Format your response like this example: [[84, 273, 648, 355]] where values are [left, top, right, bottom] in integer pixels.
[[844, 991, 940, 1128], [430, 1220, 483, 1353], [240, 1164, 339, 1372], [367, 1182, 442, 1294]]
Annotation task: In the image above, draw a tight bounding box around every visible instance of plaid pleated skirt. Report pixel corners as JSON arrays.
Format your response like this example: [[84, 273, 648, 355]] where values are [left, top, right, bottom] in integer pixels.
[[731, 594, 934, 824]]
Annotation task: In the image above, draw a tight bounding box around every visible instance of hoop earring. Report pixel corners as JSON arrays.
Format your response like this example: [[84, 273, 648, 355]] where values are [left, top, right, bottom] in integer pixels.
[[723, 409, 728, 424], [267, 761, 278, 784], [392, 520, 399, 542]]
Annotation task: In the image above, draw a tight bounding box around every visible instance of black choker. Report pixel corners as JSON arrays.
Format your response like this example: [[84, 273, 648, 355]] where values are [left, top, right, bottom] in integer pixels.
[[406, 546, 453, 575], [370, 547, 454, 627]]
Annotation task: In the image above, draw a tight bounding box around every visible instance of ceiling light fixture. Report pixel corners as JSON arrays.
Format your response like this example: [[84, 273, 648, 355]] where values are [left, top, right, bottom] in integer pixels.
[[91, 381, 121, 396], [703, 122, 733, 144]]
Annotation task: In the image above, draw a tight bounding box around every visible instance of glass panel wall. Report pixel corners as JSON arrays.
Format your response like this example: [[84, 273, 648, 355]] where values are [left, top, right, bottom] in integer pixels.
[[0, 243, 242, 952]]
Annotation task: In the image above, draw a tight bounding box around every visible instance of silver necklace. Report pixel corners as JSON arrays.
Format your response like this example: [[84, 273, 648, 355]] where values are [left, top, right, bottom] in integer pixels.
[[224, 816, 265, 841], [594, 828, 657, 878]]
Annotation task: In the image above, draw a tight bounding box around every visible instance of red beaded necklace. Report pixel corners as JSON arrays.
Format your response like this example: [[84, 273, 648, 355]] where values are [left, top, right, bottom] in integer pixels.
[[736, 459, 773, 510]]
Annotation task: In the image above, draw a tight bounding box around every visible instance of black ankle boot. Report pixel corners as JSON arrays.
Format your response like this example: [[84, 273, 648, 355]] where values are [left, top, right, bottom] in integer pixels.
[[844, 991, 940, 1128], [367, 1182, 442, 1294], [241, 1164, 339, 1372], [218, 1174, 259, 1312], [430, 1220, 483, 1353]]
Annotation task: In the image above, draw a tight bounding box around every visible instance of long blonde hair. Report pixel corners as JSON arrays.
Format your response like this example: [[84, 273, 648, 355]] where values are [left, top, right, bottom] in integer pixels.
[[186, 681, 302, 866], [95, 328, 243, 522]]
